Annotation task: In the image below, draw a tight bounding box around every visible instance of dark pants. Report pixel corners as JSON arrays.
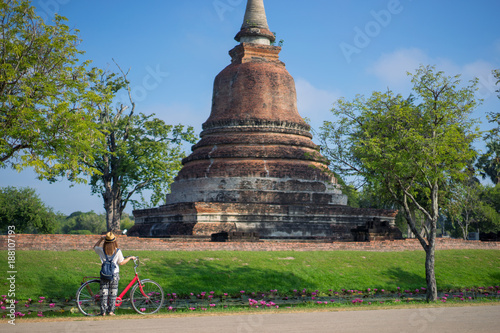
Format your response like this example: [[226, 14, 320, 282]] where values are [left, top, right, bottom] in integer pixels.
[[100, 275, 119, 314]]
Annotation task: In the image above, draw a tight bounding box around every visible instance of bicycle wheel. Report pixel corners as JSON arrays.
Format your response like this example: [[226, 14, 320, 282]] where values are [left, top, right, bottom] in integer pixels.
[[76, 279, 102, 316], [130, 279, 164, 314]]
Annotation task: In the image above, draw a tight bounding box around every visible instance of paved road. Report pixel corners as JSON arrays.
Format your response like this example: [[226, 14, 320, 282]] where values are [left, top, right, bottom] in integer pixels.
[[2, 305, 500, 333]]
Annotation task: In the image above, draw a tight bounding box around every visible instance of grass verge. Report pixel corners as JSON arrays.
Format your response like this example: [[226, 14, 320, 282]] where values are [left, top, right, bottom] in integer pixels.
[[0, 249, 499, 319]]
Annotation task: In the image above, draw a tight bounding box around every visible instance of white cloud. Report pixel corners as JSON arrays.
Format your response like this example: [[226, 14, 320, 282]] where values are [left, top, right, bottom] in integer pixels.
[[367, 48, 429, 89], [295, 78, 341, 130], [462, 60, 498, 100], [368, 48, 498, 101]]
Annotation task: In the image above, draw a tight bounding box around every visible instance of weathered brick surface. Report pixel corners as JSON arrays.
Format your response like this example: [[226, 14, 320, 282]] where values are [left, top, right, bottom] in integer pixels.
[[133, 29, 397, 239], [1, 234, 499, 252]]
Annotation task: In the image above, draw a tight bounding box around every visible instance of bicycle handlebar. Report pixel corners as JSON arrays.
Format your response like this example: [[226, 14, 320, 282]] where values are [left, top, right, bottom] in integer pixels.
[[125, 256, 140, 267]]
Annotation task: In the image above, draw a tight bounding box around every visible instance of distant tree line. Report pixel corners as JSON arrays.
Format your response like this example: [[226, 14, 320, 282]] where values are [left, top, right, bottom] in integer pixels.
[[0, 186, 134, 235]]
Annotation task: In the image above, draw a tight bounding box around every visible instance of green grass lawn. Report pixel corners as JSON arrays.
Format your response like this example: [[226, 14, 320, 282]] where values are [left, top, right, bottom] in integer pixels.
[[1, 249, 499, 300]]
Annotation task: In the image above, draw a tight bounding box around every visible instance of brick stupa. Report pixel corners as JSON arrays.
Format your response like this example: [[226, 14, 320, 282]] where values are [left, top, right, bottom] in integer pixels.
[[131, 0, 399, 240]]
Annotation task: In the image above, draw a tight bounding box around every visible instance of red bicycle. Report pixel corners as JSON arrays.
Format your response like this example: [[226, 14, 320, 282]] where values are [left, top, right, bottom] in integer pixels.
[[76, 257, 164, 315]]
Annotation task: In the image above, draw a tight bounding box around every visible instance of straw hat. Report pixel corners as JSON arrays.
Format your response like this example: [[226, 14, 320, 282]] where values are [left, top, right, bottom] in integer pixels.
[[105, 232, 116, 243]]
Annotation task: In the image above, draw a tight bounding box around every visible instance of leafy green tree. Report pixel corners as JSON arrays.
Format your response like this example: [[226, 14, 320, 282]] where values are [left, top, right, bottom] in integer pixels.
[[444, 175, 486, 239], [60, 211, 106, 234], [0, 186, 57, 233], [318, 65, 481, 301], [68, 67, 196, 231], [477, 69, 500, 184], [477, 140, 500, 184], [0, 0, 102, 180]]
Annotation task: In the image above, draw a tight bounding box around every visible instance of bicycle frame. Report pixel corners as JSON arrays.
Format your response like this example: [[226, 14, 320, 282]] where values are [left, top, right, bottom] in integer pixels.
[[81, 257, 149, 308], [115, 257, 148, 307]]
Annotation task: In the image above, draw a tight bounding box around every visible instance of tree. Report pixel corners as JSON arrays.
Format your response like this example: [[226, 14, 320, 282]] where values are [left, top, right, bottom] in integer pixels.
[[476, 69, 500, 184], [71, 67, 196, 231], [0, 0, 102, 180], [0, 186, 57, 233], [60, 211, 106, 234], [444, 175, 484, 240], [477, 184, 500, 234], [318, 65, 481, 301]]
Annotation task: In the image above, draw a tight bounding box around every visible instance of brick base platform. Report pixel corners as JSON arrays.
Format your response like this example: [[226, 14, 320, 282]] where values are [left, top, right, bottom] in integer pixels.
[[1, 234, 499, 251]]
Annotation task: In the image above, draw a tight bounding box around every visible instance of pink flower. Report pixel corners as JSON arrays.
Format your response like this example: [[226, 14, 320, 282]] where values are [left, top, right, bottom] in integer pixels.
[[39, 297, 45, 300], [37, 312, 43, 317], [49, 303, 55, 308], [140, 308, 146, 312]]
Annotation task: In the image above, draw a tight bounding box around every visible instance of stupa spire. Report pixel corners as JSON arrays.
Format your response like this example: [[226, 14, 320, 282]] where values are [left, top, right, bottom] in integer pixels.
[[235, 0, 275, 45]]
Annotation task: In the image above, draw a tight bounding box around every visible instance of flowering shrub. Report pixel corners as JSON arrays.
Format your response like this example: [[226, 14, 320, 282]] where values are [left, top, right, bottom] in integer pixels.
[[1, 285, 499, 318]]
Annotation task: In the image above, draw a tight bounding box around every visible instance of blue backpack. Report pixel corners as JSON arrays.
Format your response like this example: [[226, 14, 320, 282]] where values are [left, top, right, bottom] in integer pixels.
[[100, 250, 118, 281]]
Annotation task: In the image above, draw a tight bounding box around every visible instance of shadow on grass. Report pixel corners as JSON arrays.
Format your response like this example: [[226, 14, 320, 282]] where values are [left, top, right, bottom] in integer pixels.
[[489, 271, 500, 284], [384, 267, 426, 289], [152, 257, 311, 296], [39, 275, 82, 300]]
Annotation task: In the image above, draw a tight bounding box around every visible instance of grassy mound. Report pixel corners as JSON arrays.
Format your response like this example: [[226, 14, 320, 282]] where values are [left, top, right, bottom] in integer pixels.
[[1, 249, 499, 300]]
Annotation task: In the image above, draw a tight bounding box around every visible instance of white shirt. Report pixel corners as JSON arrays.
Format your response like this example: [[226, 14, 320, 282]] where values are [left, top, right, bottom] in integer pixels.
[[94, 247, 124, 275]]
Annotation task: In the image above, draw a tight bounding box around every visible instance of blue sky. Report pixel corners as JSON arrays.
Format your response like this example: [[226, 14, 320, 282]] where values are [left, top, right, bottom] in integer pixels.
[[2, 0, 499, 215]]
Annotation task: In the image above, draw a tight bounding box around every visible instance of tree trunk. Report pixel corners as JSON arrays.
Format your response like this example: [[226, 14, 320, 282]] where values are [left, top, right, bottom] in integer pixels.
[[400, 192, 438, 302], [424, 241, 438, 301], [103, 184, 122, 232]]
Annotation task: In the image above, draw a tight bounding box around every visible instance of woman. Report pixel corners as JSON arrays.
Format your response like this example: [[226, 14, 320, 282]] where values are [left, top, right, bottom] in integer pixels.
[[93, 232, 136, 316]]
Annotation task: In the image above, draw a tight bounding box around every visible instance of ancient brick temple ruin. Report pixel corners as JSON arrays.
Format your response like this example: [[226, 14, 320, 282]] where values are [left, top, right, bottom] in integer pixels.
[[131, 0, 400, 240]]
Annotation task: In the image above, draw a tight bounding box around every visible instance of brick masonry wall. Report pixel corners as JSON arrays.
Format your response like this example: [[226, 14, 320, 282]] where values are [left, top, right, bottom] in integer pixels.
[[1, 234, 499, 252]]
